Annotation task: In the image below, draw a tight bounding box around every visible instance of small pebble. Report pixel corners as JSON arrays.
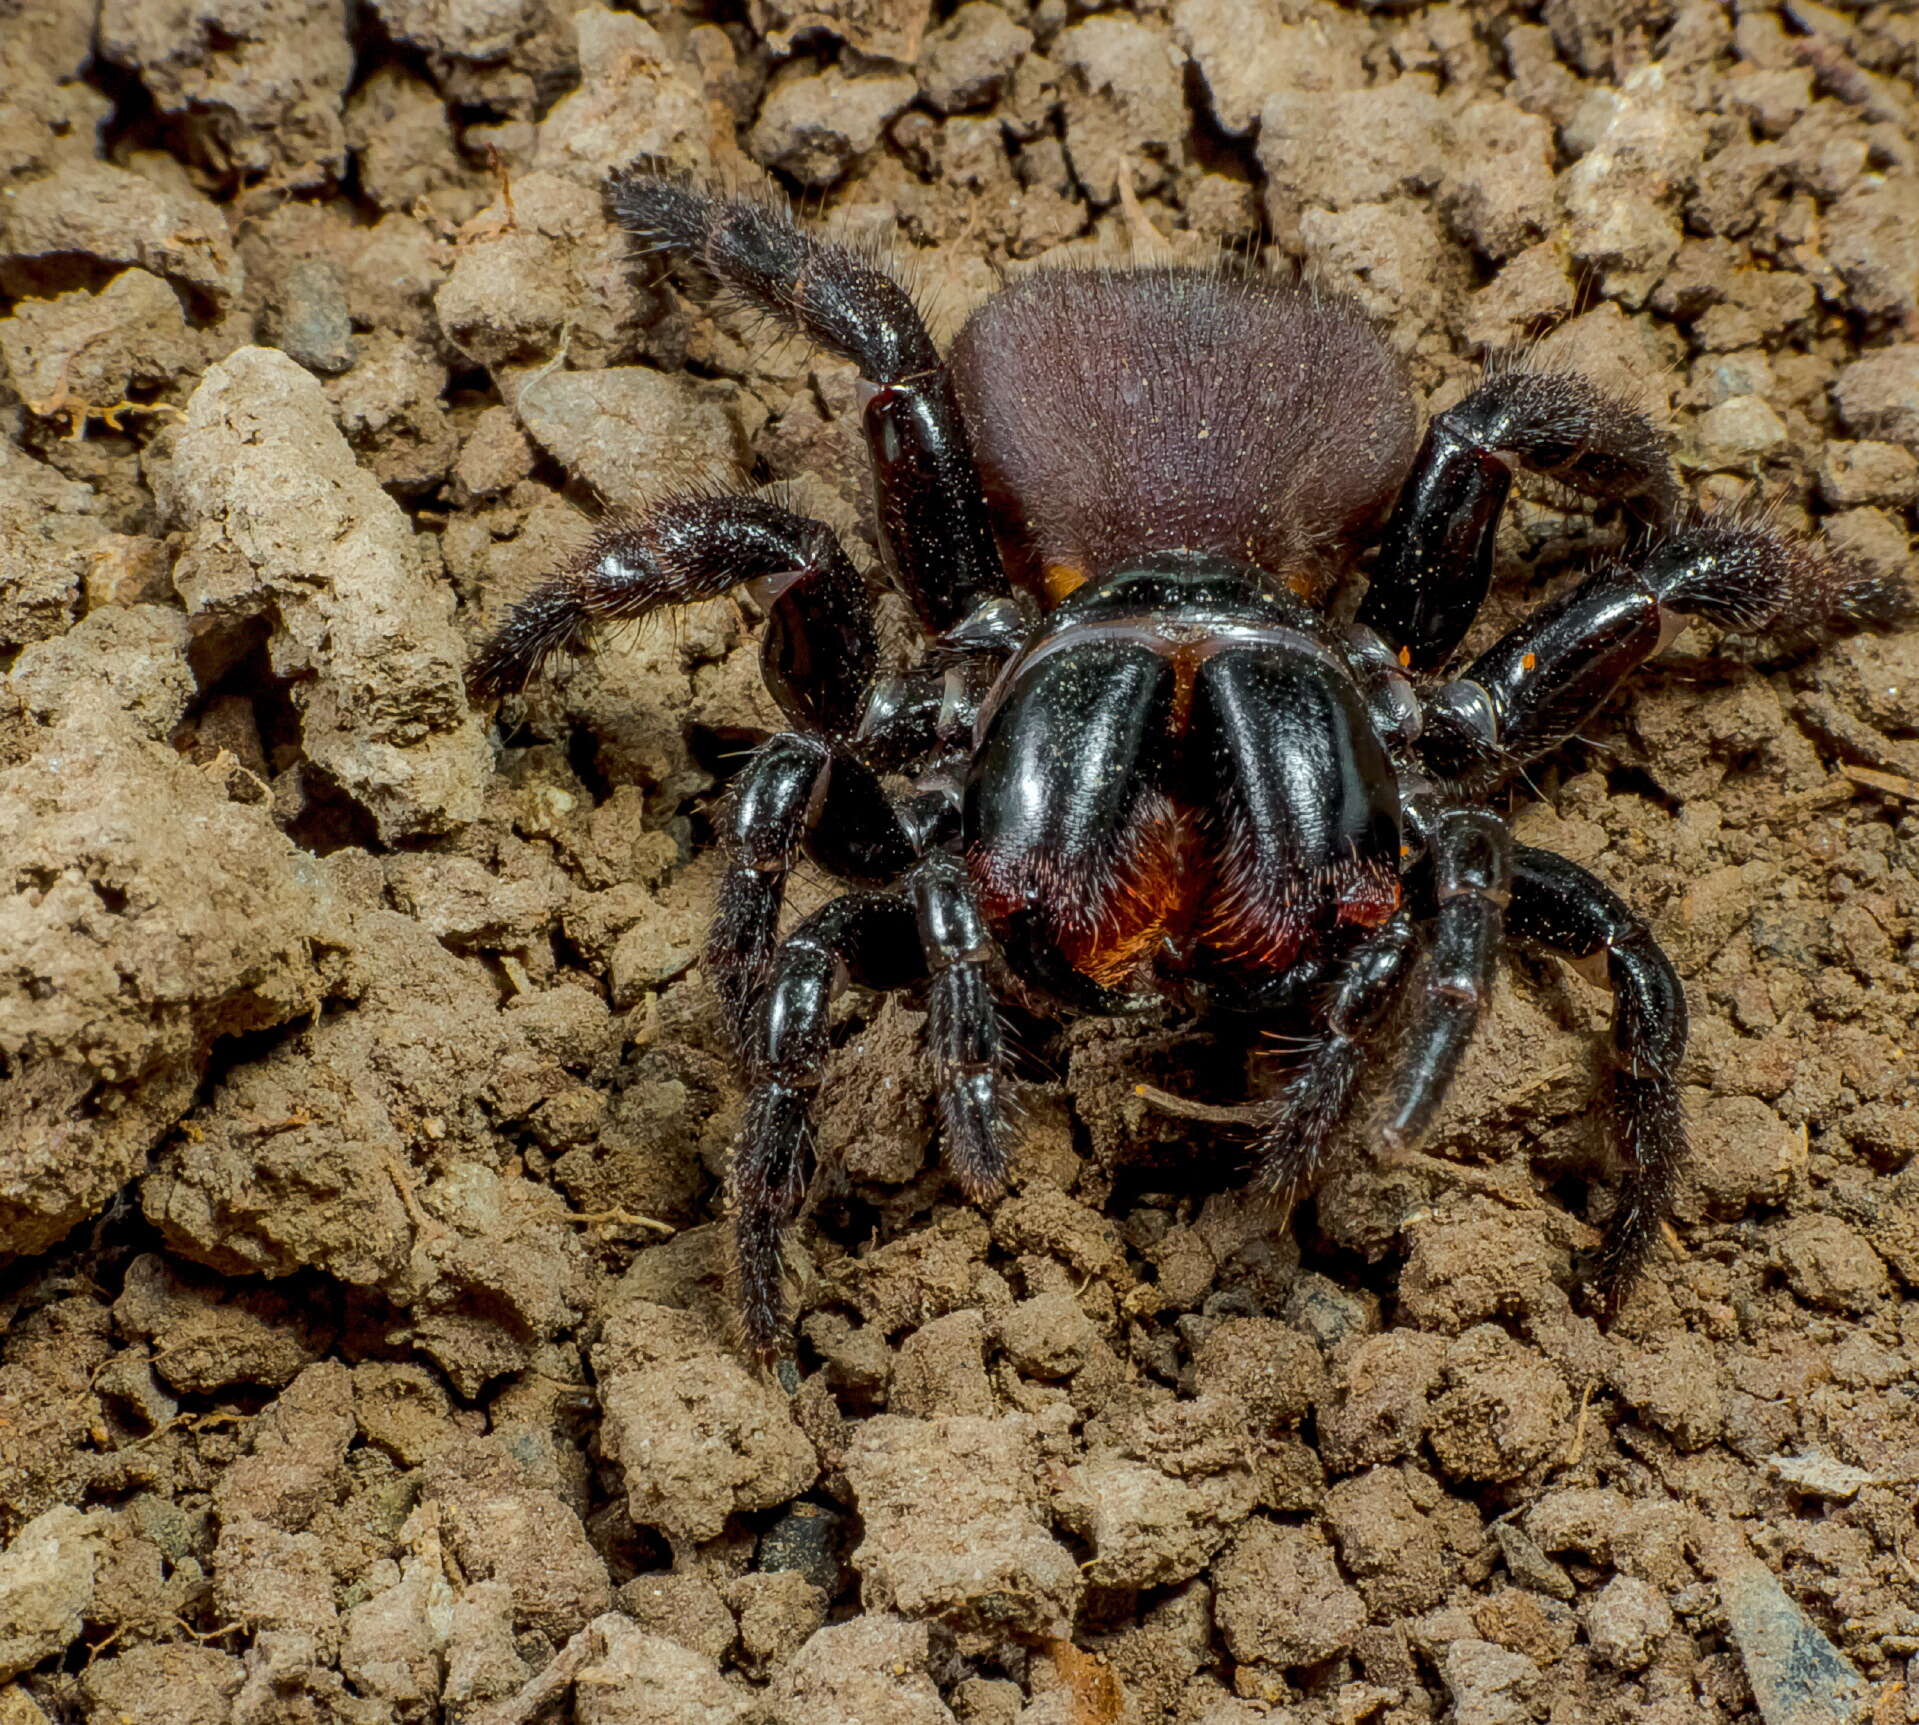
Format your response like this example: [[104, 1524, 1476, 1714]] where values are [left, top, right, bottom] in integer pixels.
[[1712, 1537, 1871, 1725], [1765, 1455, 1876, 1501], [1694, 394, 1788, 467], [1583, 1574, 1674, 1672], [272, 258, 357, 376]]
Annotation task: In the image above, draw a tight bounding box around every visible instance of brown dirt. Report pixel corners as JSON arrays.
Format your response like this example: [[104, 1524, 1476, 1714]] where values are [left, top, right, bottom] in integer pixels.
[[2, 2, 1918, 1723]]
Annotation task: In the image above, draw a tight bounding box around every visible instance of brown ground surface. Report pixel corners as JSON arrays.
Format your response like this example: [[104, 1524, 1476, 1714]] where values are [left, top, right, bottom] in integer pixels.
[[2, 1, 1918, 1722]]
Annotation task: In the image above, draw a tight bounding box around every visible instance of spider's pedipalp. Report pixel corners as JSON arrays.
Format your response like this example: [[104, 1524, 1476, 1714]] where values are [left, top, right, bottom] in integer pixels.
[[1250, 910, 1418, 1197], [1379, 808, 1513, 1153]]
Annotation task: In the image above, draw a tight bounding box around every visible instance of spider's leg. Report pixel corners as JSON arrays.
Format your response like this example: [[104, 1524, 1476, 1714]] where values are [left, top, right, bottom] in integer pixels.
[[1380, 808, 1513, 1150], [470, 491, 877, 737], [1418, 519, 1879, 784], [912, 850, 1012, 1198], [710, 733, 916, 1049], [733, 891, 926, 1350], [1249, 911, 1418, 1197], [608, 168, 1009, 636], [1506, 844, 1687, 1314], [856, 652, 1008, 776], [1359, 369, 1678, 672]]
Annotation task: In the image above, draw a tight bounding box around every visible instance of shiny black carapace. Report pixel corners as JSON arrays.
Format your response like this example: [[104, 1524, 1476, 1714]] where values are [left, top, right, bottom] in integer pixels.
[[472, 167, 1886, 1349]]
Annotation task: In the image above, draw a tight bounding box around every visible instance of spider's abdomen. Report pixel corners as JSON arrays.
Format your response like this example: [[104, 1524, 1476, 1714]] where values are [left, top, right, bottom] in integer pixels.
[[965, 556, 1402, 1015], [949, 267, 1418, 603]]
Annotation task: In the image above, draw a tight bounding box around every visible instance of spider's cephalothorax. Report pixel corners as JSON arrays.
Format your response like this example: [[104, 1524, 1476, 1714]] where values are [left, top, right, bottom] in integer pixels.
[[472, 168, 1890, 1350]]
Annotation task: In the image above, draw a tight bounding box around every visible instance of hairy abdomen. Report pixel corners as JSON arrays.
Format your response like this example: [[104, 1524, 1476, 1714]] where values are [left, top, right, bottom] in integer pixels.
[[949, 267, 1418, 601]]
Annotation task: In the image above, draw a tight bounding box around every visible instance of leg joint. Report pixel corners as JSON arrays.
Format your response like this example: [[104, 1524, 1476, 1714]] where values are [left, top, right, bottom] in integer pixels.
[[1432, 807, 1513, 903]]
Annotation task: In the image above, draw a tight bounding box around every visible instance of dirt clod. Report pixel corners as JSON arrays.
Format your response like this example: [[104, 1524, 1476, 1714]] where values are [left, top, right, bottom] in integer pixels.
[[596, 1300, 815, 1545], [844, 1413, 1078, 1641]]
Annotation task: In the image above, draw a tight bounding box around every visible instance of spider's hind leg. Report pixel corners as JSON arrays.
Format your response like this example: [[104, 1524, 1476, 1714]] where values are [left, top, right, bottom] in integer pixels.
[[1506, 844, 1688, 1315], [606, 167, 1008, 636], [1360, 368, 1679, 672]]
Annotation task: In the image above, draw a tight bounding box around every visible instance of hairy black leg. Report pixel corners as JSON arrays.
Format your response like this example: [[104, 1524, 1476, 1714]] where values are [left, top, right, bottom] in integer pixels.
[[1507, 845, 1688, 1313], [1419, 519, 1877, 784], [607, 167, 1008, 634], [709, 733, 916, 1048], [911, 851, 1011, 1198], [1250, 912, 1419, 1197], [1360, 368, 1679, 672], [733, 893, 927, 1349], [469, 492, 877, 737], [1381, 808, 1513, 1150]]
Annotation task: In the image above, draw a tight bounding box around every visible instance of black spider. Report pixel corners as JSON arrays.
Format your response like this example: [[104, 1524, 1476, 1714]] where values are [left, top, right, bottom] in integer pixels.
[[472, 167, 1889, 1351]]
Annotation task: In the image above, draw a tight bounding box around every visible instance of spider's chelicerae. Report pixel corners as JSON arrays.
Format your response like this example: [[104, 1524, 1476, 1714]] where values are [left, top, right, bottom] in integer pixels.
[[473, 167, 1891, 1350]]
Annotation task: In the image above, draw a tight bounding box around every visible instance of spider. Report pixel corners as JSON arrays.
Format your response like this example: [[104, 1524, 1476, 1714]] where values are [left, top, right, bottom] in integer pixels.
[[472, 166, 1886, 1351]]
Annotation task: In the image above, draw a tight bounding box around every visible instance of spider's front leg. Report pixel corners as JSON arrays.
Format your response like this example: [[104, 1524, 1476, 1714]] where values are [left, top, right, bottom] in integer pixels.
[[732, 852, 1011, 1349], [1359, 368, 1679, 672], [1505, 845, 1688, 1313], [608, 167, 1009, 635], [912, 851, 1012, 1197], [1417, 519, 1893, 784], [469, 491, 878, 735], [733, 892, 924, 1349]]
